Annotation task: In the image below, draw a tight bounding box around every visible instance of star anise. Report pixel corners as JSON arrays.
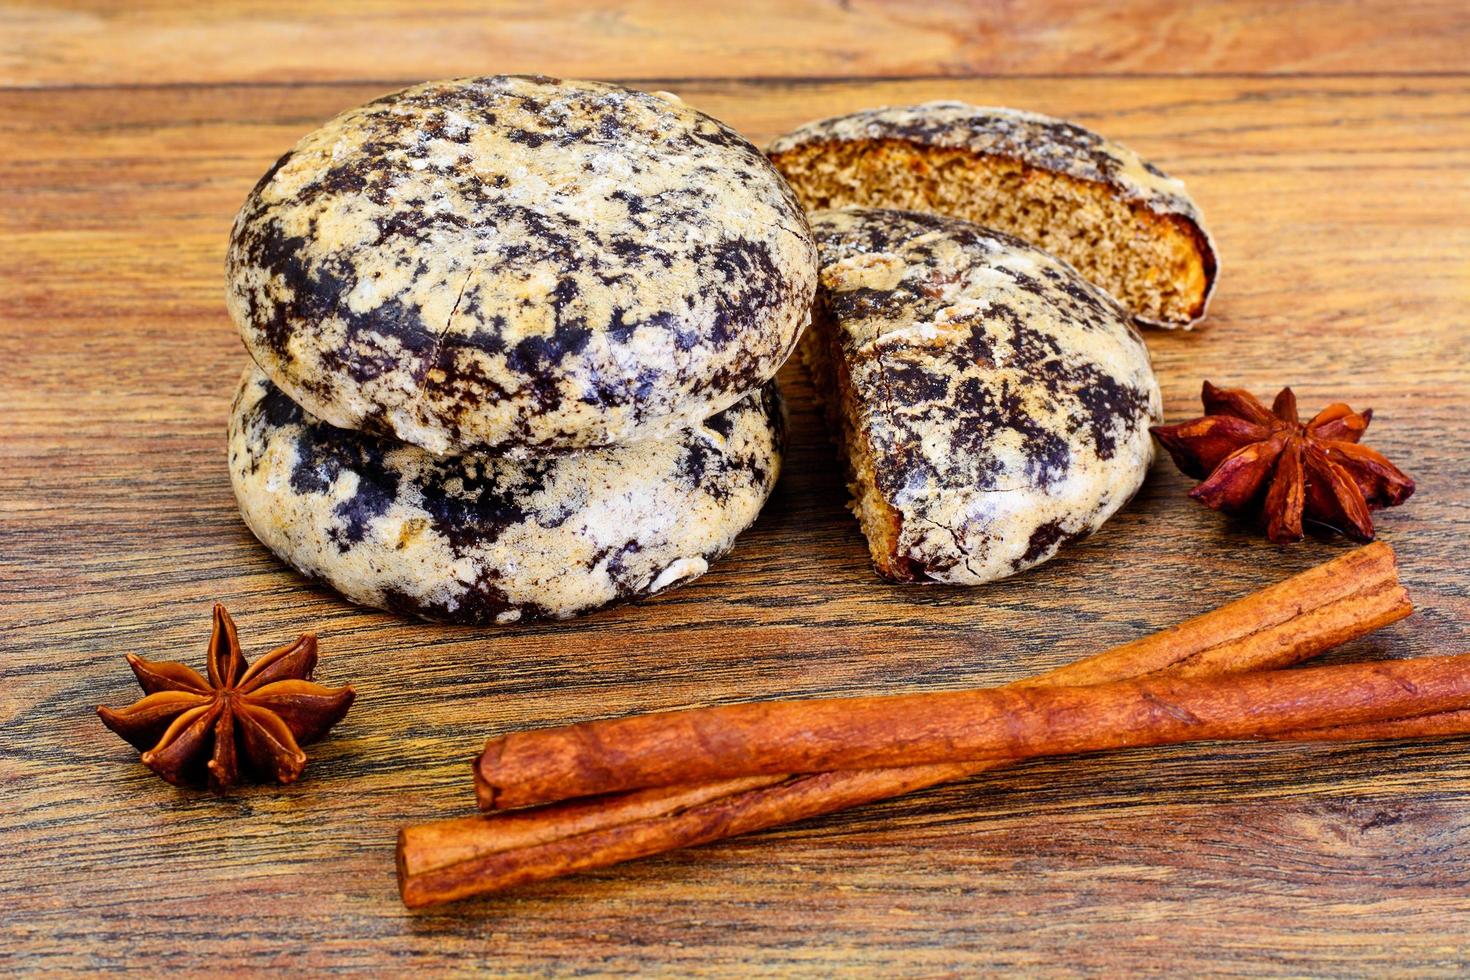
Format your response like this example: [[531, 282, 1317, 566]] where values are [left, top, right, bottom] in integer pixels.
[[97, 605, 355, 792], [1151, 381, 1415, 544]]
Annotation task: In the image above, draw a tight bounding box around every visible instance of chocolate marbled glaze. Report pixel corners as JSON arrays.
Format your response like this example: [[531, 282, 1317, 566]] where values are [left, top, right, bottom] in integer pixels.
[[228, 366, 784, 624], [812, 207, 1161, 584], [227, 75, 816, 455]]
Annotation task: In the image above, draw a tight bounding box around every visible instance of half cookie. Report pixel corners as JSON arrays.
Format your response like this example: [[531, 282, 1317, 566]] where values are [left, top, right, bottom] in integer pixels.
[[806, 208, 1161, 585], [229, 366, 784, 624], [769, 102, 1216, 328], [228, 75, 816, 455]]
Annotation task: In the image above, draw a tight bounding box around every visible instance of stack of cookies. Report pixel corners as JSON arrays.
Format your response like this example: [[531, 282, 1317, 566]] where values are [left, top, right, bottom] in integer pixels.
[[225, 76, 817, 624], [226, 77, 1219, 618]]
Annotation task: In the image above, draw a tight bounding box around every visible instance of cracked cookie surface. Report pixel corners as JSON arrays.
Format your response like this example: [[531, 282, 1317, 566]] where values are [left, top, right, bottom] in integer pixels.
[[227, 74, 816, 455], [228, 366, 785, 624], [808, 207, 1160, 584]]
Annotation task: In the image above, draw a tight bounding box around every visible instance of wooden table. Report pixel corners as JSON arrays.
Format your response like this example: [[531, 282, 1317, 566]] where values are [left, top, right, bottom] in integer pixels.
[[4, 2, 1469, 973]]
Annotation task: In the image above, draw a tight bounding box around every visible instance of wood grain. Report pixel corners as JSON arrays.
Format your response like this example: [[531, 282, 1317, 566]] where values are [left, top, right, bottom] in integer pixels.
[[3, 11, 1470, 974], [3, 0, 1470, 87]]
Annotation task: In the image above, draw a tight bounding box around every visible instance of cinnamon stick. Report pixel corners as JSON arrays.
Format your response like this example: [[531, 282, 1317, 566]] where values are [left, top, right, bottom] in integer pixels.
[[403, 711, 1466, 907], [478, 652, 1470, 809], [401, 542, 1411, 906]]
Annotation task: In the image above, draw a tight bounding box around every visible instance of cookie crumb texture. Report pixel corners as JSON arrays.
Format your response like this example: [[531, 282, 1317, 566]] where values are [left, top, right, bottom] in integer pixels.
[[809, 208, 1161, 585], [227, 75, 816, 454], [228, 367, 785, 624], [770, 102, 1215, 328]]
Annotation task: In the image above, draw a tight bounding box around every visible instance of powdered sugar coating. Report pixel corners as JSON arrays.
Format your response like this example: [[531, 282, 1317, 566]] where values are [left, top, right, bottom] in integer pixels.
[[227, 75, 816, 455], [228, 366, 784, 624], [813, 207, 1161, 584]]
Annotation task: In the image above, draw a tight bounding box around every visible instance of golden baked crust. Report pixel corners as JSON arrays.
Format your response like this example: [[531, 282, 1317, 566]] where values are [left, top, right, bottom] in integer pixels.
[[769, 102, 1216, 328], [228, 75, 817, 455], [810, 207, 1161, 584], [228, 366, 785, 624]]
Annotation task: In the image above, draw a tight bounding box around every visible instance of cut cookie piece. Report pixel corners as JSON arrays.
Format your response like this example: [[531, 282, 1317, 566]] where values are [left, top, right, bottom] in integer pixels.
[[228, 366, 784, 624], [769, 102, 1216, 328], [806, 207, 1161, 585], [228, 75, 816, 455]]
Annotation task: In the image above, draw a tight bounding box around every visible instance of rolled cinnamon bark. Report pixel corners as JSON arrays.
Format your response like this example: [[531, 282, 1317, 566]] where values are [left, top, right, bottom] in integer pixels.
[[477, 652, 1470, 810], [472, 543, 1407, 812], [401, 542, 1411, 906], [412, 707, 1464, 907]]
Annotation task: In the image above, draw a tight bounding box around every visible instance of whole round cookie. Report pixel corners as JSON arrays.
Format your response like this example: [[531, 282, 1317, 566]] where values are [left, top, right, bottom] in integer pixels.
[[228, 366, 784, 624], [227, 75, 817, 455]]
